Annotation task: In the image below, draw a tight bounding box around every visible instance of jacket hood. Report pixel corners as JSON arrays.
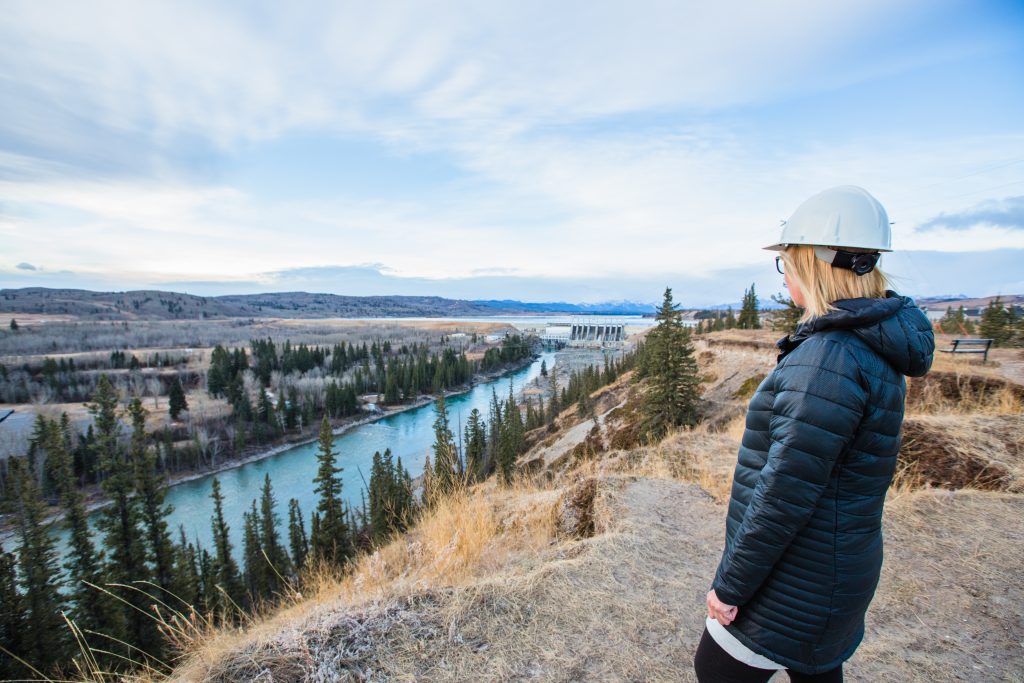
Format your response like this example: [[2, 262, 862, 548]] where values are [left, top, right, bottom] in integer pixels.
[[786, 290, 935, 377]]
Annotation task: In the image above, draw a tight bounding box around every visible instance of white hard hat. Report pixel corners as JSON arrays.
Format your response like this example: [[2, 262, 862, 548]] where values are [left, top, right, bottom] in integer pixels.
[[764, 185, 892, 252]]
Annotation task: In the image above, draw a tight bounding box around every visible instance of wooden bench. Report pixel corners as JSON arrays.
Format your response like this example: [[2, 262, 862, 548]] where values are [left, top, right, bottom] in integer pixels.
[[940, 338, 993, 362]]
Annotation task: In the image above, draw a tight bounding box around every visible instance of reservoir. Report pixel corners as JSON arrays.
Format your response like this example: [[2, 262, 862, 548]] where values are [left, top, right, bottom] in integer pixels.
[[162, 349, 557, 553]]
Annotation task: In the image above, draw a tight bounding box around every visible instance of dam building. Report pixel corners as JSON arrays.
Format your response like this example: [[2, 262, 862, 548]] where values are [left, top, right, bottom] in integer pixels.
[[539, 317, 627, 348]]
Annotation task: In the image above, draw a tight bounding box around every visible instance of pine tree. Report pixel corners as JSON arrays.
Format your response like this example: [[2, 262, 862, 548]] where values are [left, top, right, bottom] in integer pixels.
[[430, 396, 460, 497], [168, 376, 188, 420], [486, 386, 504, 475], [724, 306, 737, 329], [737, 283, 762, 329], [287, 499, 309, 573], [394, 455, 416, 532], [498, 382, 524, 485], [420, 454, 435, 509], [464, 408, 486, 482], [130, 399, 181, 613], [980, 297, 1013, 346], [770, 293, 802, 334], [368, 450, 389, 543], [91, 378, 161, 661], [209, 478, 245, 621], [642, 287, 701, 442], [173, 526, 202, 611], [540, 359, 548, 377], [310, 417, 353, 567], [257, 474, 291, 595], [547, 366, 560, 424], [8, 457, 71, 671], [9, 318, 17, 331], [47, 415, 121, 654], [241, 501, 264, 602], [0, 550, 27, 680]]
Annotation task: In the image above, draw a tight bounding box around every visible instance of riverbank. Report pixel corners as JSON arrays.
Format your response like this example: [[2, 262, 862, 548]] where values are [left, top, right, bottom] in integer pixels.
[[0, 353, 540, 543]]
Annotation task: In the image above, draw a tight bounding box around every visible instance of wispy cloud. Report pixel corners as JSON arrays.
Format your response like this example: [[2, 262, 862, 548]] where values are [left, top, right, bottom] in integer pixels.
[[918, 195, 1024, 231]]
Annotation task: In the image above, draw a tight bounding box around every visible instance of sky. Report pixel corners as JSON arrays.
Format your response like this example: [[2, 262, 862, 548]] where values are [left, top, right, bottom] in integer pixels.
[[1, 0, 1023, 307]]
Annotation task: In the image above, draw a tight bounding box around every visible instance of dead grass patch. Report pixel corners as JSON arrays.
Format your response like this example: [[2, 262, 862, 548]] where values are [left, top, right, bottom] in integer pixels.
[[906, 370, 1024, 415], [893, 415, 1023, 494], [165, 475, 562, 681]]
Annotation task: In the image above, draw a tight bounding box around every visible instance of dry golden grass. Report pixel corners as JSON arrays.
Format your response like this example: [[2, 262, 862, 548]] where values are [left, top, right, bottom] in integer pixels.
[[906, 369, 1024, 416], [161, 474, 562, 682]]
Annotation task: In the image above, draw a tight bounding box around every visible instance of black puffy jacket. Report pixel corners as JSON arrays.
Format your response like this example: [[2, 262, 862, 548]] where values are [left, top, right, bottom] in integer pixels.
[[710, 291, 935, 674]]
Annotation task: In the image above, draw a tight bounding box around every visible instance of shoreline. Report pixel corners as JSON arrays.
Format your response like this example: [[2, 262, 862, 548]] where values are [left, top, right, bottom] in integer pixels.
[[0, 353, 540, 542]]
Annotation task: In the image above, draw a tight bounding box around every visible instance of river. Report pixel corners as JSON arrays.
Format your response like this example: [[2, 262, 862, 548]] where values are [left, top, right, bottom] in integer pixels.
[[19, 350, 558, 559]]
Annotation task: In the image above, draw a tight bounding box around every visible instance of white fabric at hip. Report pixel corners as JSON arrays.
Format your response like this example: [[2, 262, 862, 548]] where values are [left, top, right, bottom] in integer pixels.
[[706, 616, 787, 670]]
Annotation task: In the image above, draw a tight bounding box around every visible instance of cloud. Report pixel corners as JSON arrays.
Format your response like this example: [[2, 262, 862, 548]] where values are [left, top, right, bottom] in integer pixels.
[[917, 195, 1024, 231], [0, 0, 953, 181], [15, 262, 36, 270]]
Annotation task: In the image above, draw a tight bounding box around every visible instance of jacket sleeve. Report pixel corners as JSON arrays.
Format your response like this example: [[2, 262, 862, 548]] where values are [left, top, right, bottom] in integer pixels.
[[711, 339, 868, 607]]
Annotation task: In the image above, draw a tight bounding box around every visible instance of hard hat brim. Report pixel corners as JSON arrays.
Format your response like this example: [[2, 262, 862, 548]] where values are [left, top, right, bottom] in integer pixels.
[[762, 240, 892, 252]]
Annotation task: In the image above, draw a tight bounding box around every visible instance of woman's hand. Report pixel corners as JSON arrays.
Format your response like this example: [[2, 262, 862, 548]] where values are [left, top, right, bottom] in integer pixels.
[[707, 589, 738, 626]]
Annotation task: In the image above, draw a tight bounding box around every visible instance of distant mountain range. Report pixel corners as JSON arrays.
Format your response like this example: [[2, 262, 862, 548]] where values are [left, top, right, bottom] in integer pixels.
[[0, 287, 660, 320]]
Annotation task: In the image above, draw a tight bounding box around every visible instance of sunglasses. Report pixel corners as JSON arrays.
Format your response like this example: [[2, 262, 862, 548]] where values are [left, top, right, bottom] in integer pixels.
[[775, 256, 785, 275]]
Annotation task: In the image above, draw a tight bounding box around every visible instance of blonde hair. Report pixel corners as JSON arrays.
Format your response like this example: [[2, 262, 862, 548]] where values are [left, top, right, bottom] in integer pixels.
[[780, 244, 890, 323]]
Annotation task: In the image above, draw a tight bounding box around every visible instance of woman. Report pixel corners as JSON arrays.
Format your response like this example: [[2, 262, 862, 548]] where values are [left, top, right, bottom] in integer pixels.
[[694, 186, 935, 682]]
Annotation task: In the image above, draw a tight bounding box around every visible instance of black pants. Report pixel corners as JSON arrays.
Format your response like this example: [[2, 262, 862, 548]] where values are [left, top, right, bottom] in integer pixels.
[[694, 627, 843, 682]]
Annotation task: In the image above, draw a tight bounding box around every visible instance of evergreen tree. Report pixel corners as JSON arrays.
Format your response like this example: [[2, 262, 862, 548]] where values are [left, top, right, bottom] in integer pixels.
[[980, 297, 1013, 346], [430, 396, 460, 497], [173, 526, 202, 612], [130, 400, 181, 613], [368, 448, 415, 542], [368, 450, 389, 543], [8, 458, 71, 671], [257, 474, 291, 596], [641, 288, 701, 442], [770, 293, 802, 334], [209, 478, 245, 621], [737, 283, 762, 329], [310, 417, 353, 567], [91, 378, 161, 661], [547, 366, 560, 424], [47, 416, 121, 654], [485, 386, 504, 476], [0, 550, 27, 680], [241, 501, 264, 602], [420, 454, 435, 509], [724, 306, 737, 329], [9, 318, 17, 331], [497, 382, 524, 484], [540, 359, 548, 377], [464, 408, 486, 482], [287, 499, 309, 574], [168, 376, 188, 420]]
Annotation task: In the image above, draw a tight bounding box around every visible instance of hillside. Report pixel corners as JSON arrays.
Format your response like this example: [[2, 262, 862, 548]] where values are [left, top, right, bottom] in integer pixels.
[[0, 287, 660, 321], [149, 332, 1024, 682]]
